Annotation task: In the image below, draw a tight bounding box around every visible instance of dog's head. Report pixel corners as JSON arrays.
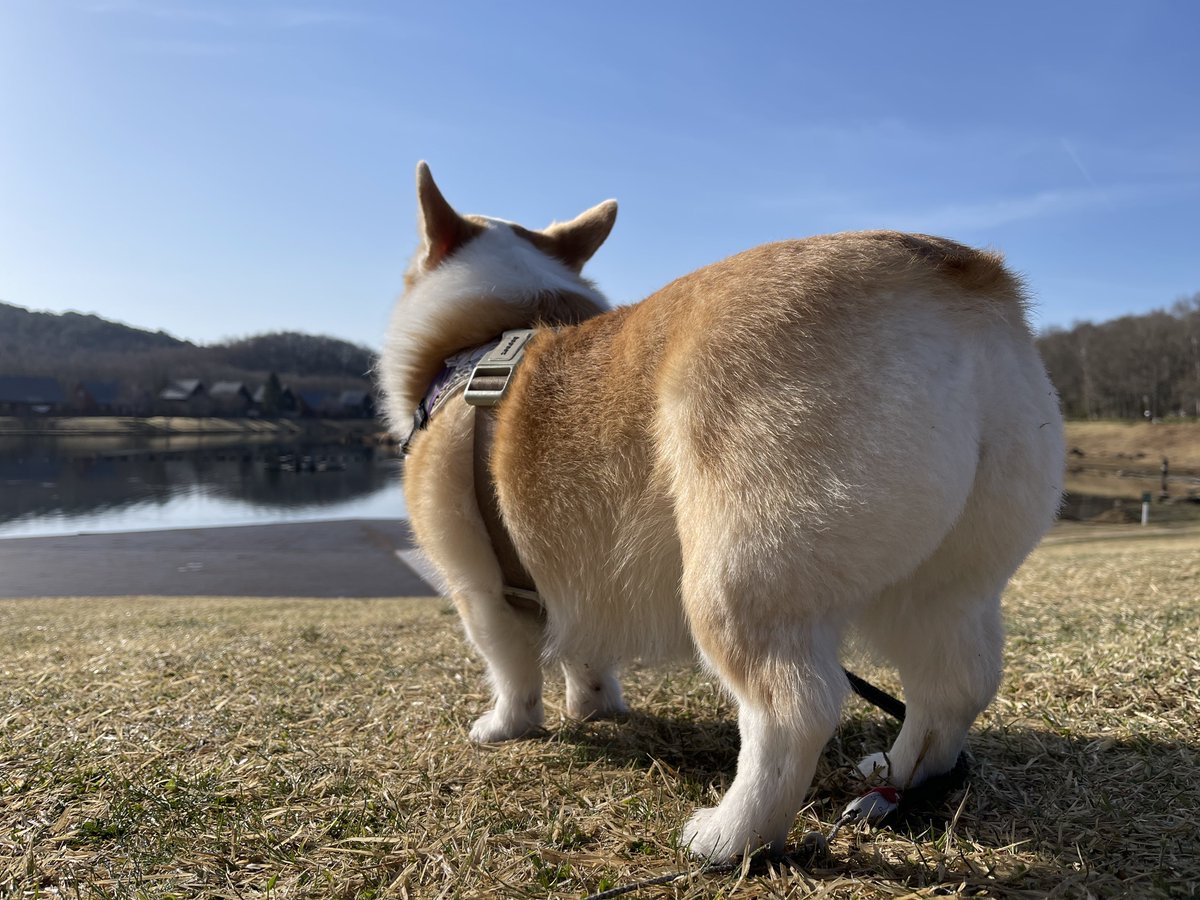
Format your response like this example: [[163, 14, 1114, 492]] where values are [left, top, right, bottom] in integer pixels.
[[379, 163, 618, 430], [404, 161, 617, 291]]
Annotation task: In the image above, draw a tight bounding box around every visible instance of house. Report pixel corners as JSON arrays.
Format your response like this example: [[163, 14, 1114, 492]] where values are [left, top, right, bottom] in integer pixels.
[[252, 383, 297, 416], [158, 379, 208, 415], [159, 379, 205, 402], [208, 381, 253, 415], [0, 375, 66, 415], [296, 389, 336, 417], [74, 380, 123, 415], [338, 389, 376, 418]]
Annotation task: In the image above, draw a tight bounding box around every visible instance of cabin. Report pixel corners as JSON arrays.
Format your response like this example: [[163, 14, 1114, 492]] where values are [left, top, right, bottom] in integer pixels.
[[296, 389, 337, 418], [338, 389, 376, 418], [158, 379, 208, 415], [252, 383, 298, 417], [74, 380, 123, 415], [0, 376, 66, 415], [209, 381, 253, 415]]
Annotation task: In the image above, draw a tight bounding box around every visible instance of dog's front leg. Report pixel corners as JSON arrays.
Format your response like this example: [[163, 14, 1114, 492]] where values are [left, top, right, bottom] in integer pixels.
[[453, 590, 546, 742]]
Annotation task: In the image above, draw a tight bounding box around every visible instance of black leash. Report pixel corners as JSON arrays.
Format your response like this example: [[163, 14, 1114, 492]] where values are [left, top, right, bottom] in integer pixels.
[[843, 667, 906, 721]]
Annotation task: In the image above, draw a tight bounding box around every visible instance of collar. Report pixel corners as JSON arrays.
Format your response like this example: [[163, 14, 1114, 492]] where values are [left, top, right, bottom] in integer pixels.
[[400, 329, 534, 455]]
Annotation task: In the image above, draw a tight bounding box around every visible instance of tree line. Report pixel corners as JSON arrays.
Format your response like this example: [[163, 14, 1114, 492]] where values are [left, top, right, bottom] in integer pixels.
[[0, 301, 376, 403], [1036, 293, 1200, 420]]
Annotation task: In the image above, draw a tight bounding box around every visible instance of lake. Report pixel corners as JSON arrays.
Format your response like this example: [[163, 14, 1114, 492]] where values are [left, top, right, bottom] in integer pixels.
[[0, 434, 406, 539]]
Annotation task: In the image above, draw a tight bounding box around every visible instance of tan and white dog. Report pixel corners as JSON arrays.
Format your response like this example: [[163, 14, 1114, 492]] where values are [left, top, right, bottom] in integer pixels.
[[380, 163, 1064, 860]]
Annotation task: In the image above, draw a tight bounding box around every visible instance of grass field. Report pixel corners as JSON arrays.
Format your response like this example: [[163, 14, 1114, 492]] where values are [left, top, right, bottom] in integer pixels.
[[2, 524, 1198, 898]]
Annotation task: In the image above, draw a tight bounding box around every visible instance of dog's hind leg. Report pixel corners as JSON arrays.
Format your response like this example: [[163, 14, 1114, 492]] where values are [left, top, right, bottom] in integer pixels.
[[454, 591, 547, 743], [856, 409, 1062, 788], [855, 580, 1003, 789], [562, 660, 628, 721], [677, 551, 848, 860]]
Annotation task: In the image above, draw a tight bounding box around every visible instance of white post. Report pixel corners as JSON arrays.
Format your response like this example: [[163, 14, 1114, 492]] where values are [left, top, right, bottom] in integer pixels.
[[1141, 491, 1151, 526]]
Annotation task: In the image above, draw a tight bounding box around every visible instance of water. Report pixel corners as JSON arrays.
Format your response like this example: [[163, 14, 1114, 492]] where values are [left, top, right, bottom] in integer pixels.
[[0, 434, 406, 538]]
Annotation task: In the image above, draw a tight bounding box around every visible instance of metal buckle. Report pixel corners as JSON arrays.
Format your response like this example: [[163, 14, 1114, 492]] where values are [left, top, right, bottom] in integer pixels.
[[464, 329, 534, 407]]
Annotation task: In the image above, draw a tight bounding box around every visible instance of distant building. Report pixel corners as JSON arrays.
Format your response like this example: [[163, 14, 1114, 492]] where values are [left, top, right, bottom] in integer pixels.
[[74, 380, 123, 415], [159, 379, 206, 402], [252, 383, 297, 416], [0, 376, 66, 415], [338, 389, 376, 418], [158, 379, 208, 415], [296, 389, 337, 417], [208, 381, 253, 415]]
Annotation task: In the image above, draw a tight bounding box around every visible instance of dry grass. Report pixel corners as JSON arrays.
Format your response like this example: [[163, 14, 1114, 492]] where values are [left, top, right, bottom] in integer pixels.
[[2, 525, 1198, 898]]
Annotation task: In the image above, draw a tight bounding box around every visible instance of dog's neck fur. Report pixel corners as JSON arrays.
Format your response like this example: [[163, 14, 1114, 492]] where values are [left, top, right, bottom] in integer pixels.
[[380, 221, 610, 430]]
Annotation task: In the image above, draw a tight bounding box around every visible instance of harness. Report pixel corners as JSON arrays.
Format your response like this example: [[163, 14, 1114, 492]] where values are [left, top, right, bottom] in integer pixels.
[[402, 330, 968, 869], [402, 329, 542, 613]]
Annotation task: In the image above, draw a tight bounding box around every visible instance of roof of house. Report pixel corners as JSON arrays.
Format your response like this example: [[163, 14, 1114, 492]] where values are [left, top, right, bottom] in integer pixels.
[[209, 381, 250, 398], [159, 378, 204, 401], [0, 375, 66, 404], [252, 384, 295, 403], [296, 389, 333, 408], [79, 380, 121, 405], [338, 390, 371, 406]]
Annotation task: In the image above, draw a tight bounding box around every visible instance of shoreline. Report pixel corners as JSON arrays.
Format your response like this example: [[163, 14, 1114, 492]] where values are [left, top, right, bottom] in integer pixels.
[[0, 415, 387, 440], [0, 518, 435, 599]]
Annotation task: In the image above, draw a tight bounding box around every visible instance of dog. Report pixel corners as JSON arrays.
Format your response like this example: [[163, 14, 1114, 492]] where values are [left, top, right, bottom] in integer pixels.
[[379, 162, 1064, 860]]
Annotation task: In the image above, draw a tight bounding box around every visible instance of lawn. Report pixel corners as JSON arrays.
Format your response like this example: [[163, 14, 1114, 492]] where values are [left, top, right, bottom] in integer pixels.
[[2, 524, 1198, 898]]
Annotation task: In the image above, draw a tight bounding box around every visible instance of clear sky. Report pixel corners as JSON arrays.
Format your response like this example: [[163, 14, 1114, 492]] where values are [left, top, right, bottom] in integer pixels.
[[2, 1, 1197, 349]]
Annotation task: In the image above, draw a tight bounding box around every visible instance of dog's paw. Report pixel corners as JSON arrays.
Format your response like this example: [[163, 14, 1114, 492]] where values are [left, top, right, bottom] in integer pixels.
[[468, 708, 541, 743], [679, 807, 772, 862], [565, 684, 628, 721], [856, 751, 891, 781], [564, 669, 627, 722]]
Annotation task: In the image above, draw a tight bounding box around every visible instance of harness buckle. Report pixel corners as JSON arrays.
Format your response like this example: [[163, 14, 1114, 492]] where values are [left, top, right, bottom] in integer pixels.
[[464, 329, 534, 407]]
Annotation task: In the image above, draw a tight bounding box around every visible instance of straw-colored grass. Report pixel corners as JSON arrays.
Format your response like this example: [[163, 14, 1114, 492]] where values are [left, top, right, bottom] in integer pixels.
[[2, 524, 1198, 898]]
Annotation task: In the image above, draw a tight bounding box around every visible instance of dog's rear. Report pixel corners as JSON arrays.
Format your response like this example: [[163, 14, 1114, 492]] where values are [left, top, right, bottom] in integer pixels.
[[382, 167, 1065, 861]]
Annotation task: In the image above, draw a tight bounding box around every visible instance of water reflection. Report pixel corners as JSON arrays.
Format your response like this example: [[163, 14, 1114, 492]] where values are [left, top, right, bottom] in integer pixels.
[[0, 435, 405, 537]]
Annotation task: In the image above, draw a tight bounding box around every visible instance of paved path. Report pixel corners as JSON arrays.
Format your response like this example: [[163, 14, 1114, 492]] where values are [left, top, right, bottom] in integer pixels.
[[0, 519, 439, 598]]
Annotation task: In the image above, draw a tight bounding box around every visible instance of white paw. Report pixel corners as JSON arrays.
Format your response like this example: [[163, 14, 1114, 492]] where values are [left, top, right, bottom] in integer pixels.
[[468, 703, 542, 743], [566, 684, 628, 721], [564, 669, 627, 721], [856, 751, 891, 781], [679, 806, 775, 861]]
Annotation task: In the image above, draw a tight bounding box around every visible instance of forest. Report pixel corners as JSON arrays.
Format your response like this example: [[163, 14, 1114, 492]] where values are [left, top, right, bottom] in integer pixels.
[[0, 301, 375, 399], [1036, 293, 1200, 420], [4, 296, 1200, 421]]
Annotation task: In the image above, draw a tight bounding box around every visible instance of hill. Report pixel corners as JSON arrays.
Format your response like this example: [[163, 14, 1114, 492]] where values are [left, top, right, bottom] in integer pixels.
[[0, 302, 377, 395], [0, 301, 189, 357]]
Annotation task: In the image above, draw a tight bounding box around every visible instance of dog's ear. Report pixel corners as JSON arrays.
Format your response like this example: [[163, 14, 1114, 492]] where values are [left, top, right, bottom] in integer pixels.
[[415, 162, 483, 270], [540, 200, 618, 272]]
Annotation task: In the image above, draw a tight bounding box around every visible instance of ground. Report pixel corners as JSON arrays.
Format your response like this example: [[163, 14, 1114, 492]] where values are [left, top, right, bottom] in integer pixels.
[[1064, 420, 1200, 471], [1, 523, 1198, 898]]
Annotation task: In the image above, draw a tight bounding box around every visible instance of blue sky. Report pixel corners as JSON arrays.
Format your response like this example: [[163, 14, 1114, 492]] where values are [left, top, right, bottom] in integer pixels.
[[1, 1, 1197, 350]]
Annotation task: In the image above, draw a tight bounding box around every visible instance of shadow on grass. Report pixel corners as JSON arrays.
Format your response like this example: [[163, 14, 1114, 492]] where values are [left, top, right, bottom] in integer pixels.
[[554, 708, 1200, 894]]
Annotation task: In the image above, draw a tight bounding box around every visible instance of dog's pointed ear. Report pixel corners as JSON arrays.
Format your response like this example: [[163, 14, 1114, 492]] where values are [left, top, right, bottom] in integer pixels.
[[416, 161, 482, 270], [541, 200, 618, 272]]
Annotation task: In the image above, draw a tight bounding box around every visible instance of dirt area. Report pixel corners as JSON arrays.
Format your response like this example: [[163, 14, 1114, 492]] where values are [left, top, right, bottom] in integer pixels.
[[1065, 420, 1200, 472], [1063, 422, 1200, 521]]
